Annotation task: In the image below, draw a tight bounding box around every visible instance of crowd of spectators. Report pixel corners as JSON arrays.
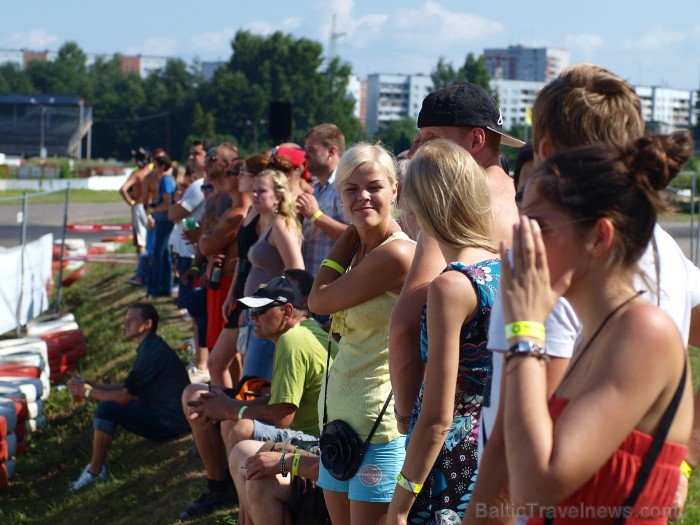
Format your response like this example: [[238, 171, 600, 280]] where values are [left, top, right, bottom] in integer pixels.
[[68, 63, 700, 525]]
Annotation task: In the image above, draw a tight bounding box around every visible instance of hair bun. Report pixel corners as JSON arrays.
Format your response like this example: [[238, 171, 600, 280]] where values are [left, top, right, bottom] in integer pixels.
[[628, 130, 694, 191]]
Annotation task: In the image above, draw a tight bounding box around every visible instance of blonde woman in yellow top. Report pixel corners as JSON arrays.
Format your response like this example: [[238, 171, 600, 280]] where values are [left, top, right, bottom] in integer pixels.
[[309, 143, 416, 525]]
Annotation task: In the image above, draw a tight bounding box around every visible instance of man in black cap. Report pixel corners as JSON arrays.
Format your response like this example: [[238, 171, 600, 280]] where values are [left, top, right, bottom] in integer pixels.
[[180, 276, 334, 518], [390, 82, 524, 435]]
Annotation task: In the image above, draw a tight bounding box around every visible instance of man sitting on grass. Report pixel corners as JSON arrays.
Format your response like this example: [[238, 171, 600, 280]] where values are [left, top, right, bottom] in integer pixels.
[[67, 303, 191, 491]]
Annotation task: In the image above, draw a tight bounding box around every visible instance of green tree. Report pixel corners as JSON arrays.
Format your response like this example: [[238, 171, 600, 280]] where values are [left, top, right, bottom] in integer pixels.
[[0, 63, 35, 93], [374, 118, 417, 155], [191, 103, 216, 139], [431, 57, 461, 91], [200, 30, 363, 153], [430, 53, 493, 96]]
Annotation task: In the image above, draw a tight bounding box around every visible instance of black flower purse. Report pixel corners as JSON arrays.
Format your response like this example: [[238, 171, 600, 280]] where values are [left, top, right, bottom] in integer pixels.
[[319, 338, 393, 481]]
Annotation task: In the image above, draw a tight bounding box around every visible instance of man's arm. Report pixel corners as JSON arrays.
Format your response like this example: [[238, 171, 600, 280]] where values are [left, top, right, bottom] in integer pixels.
[[389, 232, 445, 430], [309, 212, 348, 241], [119, 172, 138, 205], [168, 202, 191, 222]]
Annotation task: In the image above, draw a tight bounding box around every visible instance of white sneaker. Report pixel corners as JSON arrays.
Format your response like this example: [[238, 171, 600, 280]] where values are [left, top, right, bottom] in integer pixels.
[[187, 365, 210, 384], [69, 464, 107, 492]]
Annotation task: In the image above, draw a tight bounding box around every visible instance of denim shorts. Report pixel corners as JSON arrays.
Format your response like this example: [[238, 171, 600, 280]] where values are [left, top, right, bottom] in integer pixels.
[[94, 400, 188, 441], [317, 435, 406, 502], [252, 420, 318, 443]]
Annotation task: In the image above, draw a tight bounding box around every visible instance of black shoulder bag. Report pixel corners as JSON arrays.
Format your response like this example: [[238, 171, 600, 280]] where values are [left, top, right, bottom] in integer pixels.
[[319, 337, 393, 481]]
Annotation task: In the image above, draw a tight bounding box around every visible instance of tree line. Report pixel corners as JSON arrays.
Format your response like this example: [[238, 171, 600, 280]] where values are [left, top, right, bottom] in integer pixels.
[[0, 31, 541, 162]]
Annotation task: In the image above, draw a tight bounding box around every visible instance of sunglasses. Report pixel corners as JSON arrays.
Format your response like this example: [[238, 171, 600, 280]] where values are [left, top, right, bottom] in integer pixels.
[[201, 184, 214, 193], [207, 155, 217, 163], [249, 302, 283, 316], [225, 168, 240, 177]]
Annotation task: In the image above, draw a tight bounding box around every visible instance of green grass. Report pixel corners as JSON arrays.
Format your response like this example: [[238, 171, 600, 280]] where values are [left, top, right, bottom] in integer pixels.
[[0, 248, 239, 525], [0, 189, 123, 205]]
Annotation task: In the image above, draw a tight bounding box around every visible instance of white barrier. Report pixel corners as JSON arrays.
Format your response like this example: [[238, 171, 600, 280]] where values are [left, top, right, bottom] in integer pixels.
[[0, 174, 129, 192], [0, 234, 53, 334]]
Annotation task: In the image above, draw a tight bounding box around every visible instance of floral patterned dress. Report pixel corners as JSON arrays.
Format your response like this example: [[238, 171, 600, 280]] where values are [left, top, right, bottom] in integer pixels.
[[407, 259, 500, 525]]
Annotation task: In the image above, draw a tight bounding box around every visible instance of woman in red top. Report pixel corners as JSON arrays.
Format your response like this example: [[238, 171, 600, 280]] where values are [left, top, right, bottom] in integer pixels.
[[500, 131, 694, 524]]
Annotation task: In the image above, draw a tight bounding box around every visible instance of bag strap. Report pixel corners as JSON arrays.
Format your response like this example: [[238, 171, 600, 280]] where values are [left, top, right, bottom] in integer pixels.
[[322, 336, 393, 447], [545, 361, 687, 525]]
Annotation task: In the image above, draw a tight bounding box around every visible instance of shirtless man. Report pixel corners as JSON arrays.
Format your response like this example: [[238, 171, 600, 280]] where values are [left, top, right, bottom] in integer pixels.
[[120, 147, 151, 256], [196, 144, 241, 352], [389, 82, 524, 432]]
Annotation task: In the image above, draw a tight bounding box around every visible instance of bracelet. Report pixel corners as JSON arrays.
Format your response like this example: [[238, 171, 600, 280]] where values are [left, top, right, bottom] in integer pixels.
[[505, 341, 550, 364], [280, 452, 289, 477], [681, 460, 694, 479], [396, 472, 422, 494], [291, 454, 301, 476], [321, 258, 345, 276], [84, 385, 94, 398], [505, 321, 545, 341], [310, 209, 323, 222], [238, 405, 247, 420], [393, 406, 411, 425]]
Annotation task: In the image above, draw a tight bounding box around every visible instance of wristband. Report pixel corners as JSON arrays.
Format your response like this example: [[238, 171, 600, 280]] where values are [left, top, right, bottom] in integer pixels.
[[321, 258, 346, 276], [147, 213, 153, 220], [505, 321, 545, 341], [238, 405, 247, 420], [681, 460, 693, 479], [190, 265, 200, 272], [396, 472, 422, 494], [310, 209, 323, 222], [84, 385, 94, 398], [130, 199, 136, 206], [280, 452, 289, 477], [291, 454, 301, 476]]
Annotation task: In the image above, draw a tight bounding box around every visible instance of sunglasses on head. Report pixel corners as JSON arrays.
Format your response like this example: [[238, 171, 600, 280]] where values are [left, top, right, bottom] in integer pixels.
[[201, 184, 214, 193], [250, 302, 283, 316]]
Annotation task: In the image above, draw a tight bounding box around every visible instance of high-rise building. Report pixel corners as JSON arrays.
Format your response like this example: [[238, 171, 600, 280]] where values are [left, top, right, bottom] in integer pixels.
[[635, 86, 698, 133], [489, 79, 545, 131], [364, 73, 432, 134], [484, 45, 569, 82]]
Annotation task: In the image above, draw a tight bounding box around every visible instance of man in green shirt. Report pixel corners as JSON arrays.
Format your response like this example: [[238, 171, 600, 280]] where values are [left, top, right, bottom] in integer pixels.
[[181, 275, 334, 518]]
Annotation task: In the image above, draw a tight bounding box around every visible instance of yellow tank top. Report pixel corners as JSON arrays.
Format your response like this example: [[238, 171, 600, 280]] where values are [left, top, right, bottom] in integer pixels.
[[318, 232, 413, 442]]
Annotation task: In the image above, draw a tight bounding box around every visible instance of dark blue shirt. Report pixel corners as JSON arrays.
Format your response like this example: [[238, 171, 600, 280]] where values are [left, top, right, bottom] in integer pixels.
[[123, 333, 190, 431]]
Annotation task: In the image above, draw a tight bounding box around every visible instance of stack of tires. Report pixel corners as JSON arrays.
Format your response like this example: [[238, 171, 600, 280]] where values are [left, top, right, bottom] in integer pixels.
[[53, 239, 88, 288], [0, 337, 50, 492], [26, 314, 87, 382]]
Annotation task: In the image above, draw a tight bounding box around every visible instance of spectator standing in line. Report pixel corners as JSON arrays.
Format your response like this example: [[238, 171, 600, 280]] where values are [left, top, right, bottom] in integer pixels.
[[122, 147, 152, 286], [296, 124, 349, 276], [308, 143, 416, 525], [218, 154, 270, 388], [168, 139, 211, 381], [67, 303, 190, 491], [144, 152, 177, 299], [389, 83, 523, 439]]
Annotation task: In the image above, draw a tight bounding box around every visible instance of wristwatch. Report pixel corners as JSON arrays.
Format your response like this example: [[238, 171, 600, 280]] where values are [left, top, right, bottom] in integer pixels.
[[505, 340, 548, 362]]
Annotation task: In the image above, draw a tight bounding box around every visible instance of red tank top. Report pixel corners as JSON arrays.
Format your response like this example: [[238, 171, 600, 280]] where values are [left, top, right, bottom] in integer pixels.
[[527, 397, 686, 524]]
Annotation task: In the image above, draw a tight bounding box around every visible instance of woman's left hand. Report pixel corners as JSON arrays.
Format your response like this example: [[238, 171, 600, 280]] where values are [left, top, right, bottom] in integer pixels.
[[500, 216, 573, 326], [244, 452, 283, 480]]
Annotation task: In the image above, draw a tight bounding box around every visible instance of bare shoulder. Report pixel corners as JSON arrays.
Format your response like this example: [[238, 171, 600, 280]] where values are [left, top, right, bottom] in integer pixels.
[[429, 270, 477, 314], [373, 237, 416, 266]]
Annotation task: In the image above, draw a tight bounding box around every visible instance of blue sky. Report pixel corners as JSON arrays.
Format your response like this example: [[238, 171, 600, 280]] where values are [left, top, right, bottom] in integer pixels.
[[3, 0, 700, 90]]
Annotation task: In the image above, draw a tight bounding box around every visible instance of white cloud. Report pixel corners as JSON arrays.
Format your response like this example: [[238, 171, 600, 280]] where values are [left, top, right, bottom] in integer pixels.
[[565, 33, 605, 59], [281, 17, 303, 31], [623, 27, 685, 51], [190, 28, 237, 54], [125, 37, 177, 57], [394, 1, 503, 43], [0, 29, 60, 49]]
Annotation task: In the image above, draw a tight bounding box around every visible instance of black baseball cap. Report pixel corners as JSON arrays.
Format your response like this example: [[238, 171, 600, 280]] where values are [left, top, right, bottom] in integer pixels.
[[237, 276, 304, 309], [417, 82, 525, 148]]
